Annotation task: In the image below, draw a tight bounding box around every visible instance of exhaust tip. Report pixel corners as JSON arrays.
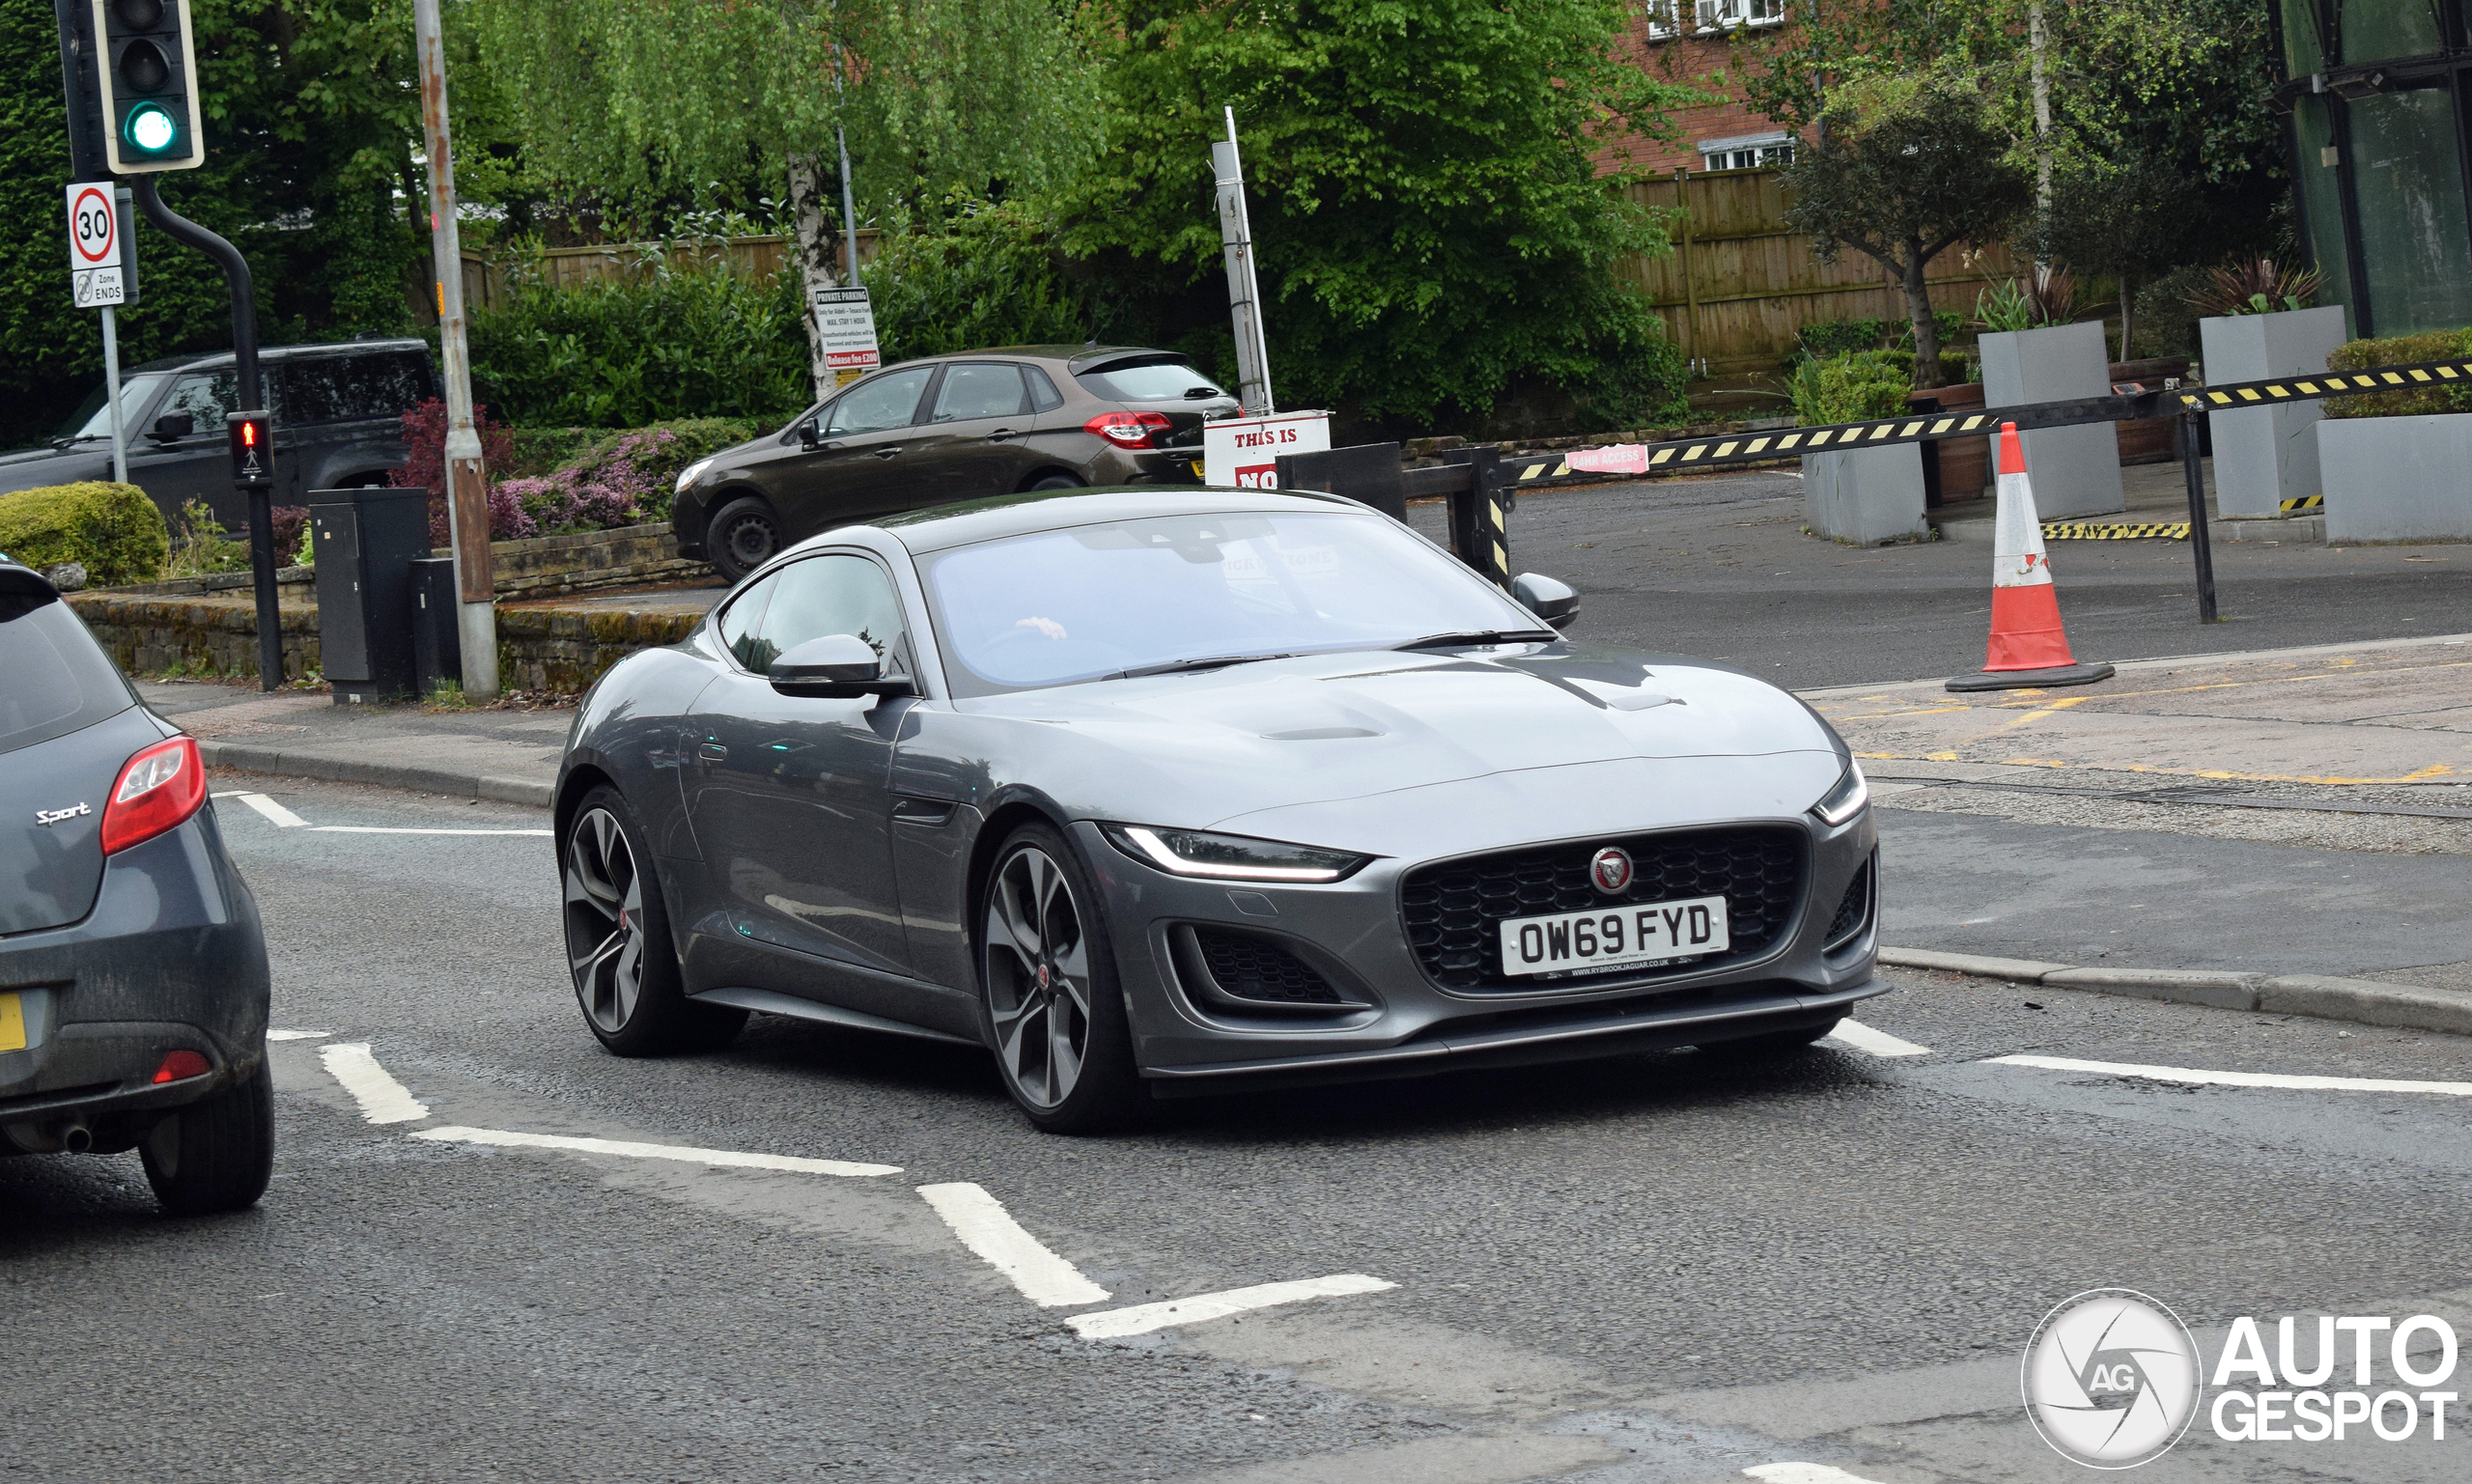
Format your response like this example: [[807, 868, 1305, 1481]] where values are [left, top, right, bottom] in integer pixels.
[[61, 1123, 94, 1154]]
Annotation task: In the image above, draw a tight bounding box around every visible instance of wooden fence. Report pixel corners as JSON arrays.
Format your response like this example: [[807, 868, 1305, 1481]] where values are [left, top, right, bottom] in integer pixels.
[[1618, 168, 2022, 375], [459, 230, 885, 312]]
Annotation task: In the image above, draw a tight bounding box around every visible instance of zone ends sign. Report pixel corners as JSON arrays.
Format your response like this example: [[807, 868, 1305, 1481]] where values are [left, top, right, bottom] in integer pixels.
[[66, 181, 124, 307], [91, 0, 205, 174]]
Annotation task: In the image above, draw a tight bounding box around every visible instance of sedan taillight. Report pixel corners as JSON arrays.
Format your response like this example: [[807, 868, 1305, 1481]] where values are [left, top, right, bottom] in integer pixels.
[[1084, 410, 1174, 449], [100, 735, 206, 854]]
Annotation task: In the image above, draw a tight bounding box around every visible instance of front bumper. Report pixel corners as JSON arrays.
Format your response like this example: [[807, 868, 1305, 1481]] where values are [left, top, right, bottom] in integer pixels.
[[0, 809, 270, 1152], [1074, 796, 1884, 1097]]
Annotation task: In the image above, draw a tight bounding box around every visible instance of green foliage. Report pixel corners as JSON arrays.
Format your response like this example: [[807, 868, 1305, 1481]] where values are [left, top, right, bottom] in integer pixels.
[[468, 254, 810, 428], [1786, 352, 1918, 427], [1796, 314, 1966, 360], [1976, 280, 2036, 333], [165, 498, 250, 577], [0, 482, 169, 586], [2132, 266, 2211, 357], [862, 197, 1098, 360], [1064, 0, 1706, 427], [2324, 332, 2472, 419]]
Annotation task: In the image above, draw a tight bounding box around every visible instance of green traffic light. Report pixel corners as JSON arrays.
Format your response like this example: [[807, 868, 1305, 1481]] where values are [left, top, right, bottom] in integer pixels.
[[124, 101, 178, 154]]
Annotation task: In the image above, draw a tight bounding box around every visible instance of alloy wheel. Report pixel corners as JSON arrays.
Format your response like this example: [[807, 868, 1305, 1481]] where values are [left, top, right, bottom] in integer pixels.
[[984, 846, 1093, 1109], [565, 806, 647, 1033]]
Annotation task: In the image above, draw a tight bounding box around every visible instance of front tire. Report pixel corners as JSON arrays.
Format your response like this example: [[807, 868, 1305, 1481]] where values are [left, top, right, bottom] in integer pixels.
[[706, 495, 783, 584], [1025, 474, 1083, 492], [564, 787, 745, 1055], [979, 825, 1142, 1134], [142, 1063, 274, 1217]]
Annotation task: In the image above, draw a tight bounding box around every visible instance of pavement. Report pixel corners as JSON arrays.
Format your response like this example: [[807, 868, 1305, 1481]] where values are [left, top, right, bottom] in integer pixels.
[[11, 772, 2472, 1483]]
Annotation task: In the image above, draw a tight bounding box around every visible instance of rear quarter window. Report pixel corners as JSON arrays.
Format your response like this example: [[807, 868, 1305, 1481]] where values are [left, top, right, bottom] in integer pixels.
[[1074, 360, 1227, 403], [280, 352, 435, 425], [0, 580, 135, 756]]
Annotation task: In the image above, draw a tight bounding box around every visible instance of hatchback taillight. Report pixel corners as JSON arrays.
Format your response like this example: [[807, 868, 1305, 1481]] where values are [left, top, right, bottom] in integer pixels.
[[1084, 410, 1174, 449], [100, 735, 206, 854]]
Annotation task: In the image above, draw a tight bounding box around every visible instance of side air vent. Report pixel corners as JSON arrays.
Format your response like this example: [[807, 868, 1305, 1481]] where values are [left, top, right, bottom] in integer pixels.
[[1173, 927, 1371, 1013], [1823, 854, 1876, 952]]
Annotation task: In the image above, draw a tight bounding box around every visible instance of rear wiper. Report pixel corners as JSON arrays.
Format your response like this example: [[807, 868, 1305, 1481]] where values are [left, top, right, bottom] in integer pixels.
[[1112, 652, 1299, 679], [1391, 630, 1558, 651]]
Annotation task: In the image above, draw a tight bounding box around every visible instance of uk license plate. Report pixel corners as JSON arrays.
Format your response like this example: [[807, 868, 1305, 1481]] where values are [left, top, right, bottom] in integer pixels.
[[1497, 895, 1729, 979], [0, 993, 24, 1052]]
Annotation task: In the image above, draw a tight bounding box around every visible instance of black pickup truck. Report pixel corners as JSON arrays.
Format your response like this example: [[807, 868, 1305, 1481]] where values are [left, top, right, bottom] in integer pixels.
[[0, 339, 436, 531]]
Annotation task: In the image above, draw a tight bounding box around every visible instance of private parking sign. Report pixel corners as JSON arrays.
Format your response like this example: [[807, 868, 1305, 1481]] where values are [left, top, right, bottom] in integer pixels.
[[67, 182, 125, 309]]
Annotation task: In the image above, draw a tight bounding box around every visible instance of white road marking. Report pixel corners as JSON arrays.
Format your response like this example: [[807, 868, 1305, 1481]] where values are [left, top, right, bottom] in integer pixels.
[[1826, 1020, 1931, 1058], [412, 1125, 900, 1177], [231, 792, 307, 827], [916, 1182, 1112, 1307], [1744, 1465, 1889, 1484], [266, 1028, 329, 1041], [308, 826, 552, 836], [1988, 1053, 2472, 1097], [319, 1042, 430, 1124], [1068, 1274, 1397, 1339]]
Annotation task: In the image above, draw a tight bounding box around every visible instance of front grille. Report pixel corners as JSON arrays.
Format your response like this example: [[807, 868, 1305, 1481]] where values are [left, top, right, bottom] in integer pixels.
[[1401, 826, 1807, 991], [1825, 854, 1875, 949], [1192, 928, 1348, 1005]]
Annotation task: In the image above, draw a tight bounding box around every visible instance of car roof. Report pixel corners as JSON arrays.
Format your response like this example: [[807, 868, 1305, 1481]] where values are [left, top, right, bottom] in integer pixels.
[[877, 487, 1376, 554], [125, 338, 432, 375]]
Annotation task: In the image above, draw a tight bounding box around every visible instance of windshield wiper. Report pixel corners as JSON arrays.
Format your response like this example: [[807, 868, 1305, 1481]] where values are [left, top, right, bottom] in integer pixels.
[[1111, 652, 1300, 680], [1391, 630, 1558, 651]]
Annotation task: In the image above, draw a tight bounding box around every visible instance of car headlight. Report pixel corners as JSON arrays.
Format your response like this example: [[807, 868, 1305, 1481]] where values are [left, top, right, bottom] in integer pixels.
[[675, 457, 716, 493], [1811, 761, 1868, 826], [1102, 825, 1368, 882]]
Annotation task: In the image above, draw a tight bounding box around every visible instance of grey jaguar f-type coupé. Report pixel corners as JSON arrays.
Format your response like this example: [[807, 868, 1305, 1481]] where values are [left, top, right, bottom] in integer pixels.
[[553, 488, 1884, 1131]]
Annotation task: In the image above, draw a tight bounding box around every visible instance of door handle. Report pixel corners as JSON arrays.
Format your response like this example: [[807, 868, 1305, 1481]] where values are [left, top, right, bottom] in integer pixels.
[[986, 428, 1019, 442], [873, 447, 903, 460], [697, 742, 728, 762]]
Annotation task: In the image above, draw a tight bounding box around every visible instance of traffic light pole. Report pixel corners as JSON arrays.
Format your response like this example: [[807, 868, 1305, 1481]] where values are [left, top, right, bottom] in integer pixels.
[[129, 175, 283, 692], [414, 0, 498, 701]]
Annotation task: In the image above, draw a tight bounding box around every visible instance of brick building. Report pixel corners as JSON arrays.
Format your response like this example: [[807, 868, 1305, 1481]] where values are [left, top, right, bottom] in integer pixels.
[[1595, 0, 1808, 178]]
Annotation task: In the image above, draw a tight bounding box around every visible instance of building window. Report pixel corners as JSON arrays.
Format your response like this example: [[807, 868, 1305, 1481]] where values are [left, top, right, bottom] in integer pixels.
[[1700, 136, 1797, 171], [1646, 0, 1784, 40]]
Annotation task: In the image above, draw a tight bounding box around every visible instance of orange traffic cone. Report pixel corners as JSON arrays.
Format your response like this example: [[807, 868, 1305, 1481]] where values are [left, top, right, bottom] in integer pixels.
[[1947, 423, 2115, 692]]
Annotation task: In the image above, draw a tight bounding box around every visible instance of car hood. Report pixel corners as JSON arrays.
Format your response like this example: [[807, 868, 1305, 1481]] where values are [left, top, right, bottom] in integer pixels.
[[954, 644, 1845, 832], [0, 443, 76, 467]]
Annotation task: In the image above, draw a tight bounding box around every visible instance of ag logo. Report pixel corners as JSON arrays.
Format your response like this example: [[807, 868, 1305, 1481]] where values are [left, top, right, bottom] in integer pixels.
[[1587, 846, 1633, 895], [2023, 1289, 2201, 1469]]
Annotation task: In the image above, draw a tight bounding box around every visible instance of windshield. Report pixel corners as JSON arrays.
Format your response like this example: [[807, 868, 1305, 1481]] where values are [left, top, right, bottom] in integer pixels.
[[917, 510, 1540, 695], [1074, 359, 1225, 402], [51, 373, 171, 442]]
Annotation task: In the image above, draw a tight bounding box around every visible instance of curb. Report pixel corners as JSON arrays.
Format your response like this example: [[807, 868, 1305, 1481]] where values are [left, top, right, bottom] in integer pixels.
[[1879, 947, 2472, 1038], [199, 740, 554, 809]]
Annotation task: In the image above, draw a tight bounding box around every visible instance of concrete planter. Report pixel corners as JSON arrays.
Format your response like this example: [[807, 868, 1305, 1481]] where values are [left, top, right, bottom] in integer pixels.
[[2318, 415, 2472, 543], [1980, 322, 2123, 518], [2198, 305, 2347, 518], [1803, 442, 1930, 545]]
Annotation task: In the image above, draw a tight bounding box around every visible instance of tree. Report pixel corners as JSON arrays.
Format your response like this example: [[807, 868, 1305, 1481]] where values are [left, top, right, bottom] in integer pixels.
[[1062, 0, 1704, 430], [472, 0, 1090, 401], [1779, 74, 2032, 388]]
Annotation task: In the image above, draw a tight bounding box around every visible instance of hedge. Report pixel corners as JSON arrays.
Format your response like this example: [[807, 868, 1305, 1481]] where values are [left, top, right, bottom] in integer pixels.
[[0, 481, 168, 586], [2325, 330, 2472, 419]]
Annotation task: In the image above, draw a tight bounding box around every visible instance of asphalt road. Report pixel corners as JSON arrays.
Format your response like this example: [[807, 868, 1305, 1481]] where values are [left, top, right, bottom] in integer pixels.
[[1409, 474, 2472, 690], [9, 775, 2472, 1484]]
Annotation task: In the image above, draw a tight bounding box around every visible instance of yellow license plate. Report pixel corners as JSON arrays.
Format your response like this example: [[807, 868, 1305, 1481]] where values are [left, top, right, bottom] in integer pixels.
[[0, 993, 24, 1053]]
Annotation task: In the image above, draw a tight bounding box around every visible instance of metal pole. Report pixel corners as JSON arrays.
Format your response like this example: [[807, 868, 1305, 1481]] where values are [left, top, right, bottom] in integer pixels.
[[129, 176, 280, 691], [2180, 406, 2219, 623], [415, 0, 498, 699], [836, 125, 860, 286], [99, 304, 125, 485], [1211, 108, 1275, 416]]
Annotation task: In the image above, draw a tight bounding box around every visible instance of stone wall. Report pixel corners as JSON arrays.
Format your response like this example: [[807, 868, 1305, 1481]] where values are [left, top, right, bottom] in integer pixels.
[[470, 522, 706, 599]]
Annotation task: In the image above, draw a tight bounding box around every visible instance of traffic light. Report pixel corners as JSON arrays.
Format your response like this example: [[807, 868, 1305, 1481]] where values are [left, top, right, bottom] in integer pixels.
[[229, 411, 273, 488], [53, 1, 112, 181], [91, 0, 203, 174]]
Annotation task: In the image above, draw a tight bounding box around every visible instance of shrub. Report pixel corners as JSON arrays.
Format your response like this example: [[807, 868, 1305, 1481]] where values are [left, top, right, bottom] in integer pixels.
[[1787, 350, 1916, 426], [2185, 256, 2323, 319], [1796, 312, 1963, 360], [861, 196, 1100, 362], [0, 480, 167, 586], [2132, 266, 2211, 358], [268, 506, 308, 567], [2324, 330, 2472, 419], [469, 249, 811, 428], [392, 398, 519, 546]]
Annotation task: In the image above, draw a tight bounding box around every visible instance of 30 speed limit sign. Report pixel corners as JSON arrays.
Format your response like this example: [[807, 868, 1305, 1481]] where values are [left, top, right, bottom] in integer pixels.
[[67, 182, 126, 309]]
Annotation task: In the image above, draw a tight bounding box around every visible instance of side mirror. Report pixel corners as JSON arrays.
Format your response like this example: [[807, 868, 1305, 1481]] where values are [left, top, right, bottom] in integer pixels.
[[797, 421, 824, 449], [768, 633, 915, 699], [1512, 573, 1581, 629], [150, 412, 195, 441]]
